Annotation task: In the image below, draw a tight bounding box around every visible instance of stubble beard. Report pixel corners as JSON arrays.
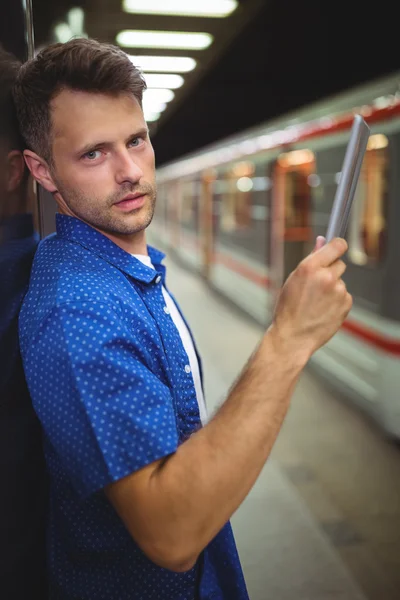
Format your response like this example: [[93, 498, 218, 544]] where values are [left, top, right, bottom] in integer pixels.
[[54, 177, 157, 237]]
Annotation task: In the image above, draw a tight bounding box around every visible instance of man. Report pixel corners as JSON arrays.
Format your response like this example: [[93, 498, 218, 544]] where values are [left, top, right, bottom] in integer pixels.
[[13, 38, 352, 600], [0, 47, 48, 599]]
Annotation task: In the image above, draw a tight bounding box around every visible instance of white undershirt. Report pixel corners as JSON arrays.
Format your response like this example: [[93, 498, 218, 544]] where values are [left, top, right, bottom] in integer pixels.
[[132, 254, 207, 425]]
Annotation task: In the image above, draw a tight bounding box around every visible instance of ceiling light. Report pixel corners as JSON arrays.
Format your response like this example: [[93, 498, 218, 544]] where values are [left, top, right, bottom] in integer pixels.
[[144, 111, 161, 122], [142, 99, 166, 111], [123, 0, 238, 18], [128, 56, 197, 73], [67, 7, 85, 34], [143, 88, 175, 104], [117, 30, 213, 50], [54, 7, 87, 43], [144, 74, 184, 89], [54, 23, 73, 43]]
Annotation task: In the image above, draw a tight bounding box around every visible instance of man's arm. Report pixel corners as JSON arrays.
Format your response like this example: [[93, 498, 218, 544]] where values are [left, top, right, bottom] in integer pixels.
[[105, 238, 352, 572]]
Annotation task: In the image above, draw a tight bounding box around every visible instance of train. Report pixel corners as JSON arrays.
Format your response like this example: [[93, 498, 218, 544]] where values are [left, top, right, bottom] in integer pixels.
[[149, 70, 400, 440]]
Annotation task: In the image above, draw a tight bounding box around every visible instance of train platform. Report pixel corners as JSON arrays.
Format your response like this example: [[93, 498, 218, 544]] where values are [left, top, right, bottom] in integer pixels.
[[149, 232, 400, 600]]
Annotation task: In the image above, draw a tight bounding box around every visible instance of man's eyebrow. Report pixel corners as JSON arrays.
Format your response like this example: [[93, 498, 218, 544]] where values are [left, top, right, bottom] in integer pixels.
[[76, 128, 149, 156]]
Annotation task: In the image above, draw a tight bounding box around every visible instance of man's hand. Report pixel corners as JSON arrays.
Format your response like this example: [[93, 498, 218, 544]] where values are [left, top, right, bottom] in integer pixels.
[[271, 237, 352, 361]]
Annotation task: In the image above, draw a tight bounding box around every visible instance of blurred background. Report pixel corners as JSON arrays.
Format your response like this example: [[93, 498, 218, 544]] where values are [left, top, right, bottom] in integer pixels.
[[1, 1, 400, 599]]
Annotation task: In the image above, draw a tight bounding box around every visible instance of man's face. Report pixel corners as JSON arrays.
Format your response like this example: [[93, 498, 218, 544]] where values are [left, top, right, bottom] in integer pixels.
[[48, 89, 156, 243]]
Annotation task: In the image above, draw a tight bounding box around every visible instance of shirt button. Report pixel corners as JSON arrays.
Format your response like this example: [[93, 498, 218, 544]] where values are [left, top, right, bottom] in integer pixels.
[[185, 365, 191, 374], [154, 275, 162, 284], [163, 306, 170, 315]]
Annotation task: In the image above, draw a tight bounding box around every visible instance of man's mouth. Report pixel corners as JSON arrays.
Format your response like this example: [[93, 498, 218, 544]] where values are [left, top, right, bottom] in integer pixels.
[[114, 193, 146, 211]]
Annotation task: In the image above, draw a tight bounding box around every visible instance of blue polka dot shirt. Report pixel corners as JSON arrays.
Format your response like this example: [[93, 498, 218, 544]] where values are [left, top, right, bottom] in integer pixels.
[[19, 215, 249, 600]]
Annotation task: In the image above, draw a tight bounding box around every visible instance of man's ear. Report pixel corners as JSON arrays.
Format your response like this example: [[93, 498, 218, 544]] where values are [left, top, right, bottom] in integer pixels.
[[6, 150, 26, 193], [23, 149, 58, 193]]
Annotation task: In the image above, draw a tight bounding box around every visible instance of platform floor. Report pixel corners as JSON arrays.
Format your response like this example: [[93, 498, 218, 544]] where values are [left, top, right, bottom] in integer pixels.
[[158, 244, 400, 600]]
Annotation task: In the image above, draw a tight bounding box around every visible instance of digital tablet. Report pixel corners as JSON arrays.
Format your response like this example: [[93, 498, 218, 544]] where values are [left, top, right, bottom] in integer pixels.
[[325, 114, 370, 242]]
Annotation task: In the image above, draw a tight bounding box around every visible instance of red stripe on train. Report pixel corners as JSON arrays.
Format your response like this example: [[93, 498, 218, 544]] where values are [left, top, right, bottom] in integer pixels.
[[341, 320, 400, 356], [178, 235, 400, 356], [179, 237, 272, 287], [215, 252, 271, 288], [264, 102, 400, 149], [216, 251, 400, 355]]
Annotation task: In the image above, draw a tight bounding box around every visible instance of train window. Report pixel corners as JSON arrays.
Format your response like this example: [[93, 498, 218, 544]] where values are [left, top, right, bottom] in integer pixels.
[[348, 134, 388, 265], [283, 170, 310, 230], [276, 149, 315, 240], [214, 161, 272, 264], [180, 179, 200, 232], [220, 161, 254, 232]]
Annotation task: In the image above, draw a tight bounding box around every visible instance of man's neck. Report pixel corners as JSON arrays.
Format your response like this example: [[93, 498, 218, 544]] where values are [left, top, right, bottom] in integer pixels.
[[100, 228, 148, 256], [60, 209, 149, 256]]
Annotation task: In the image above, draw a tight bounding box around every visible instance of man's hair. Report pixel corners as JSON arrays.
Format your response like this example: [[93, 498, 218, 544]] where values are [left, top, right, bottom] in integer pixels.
[[12, 38, 147, 165], [0, 46, 24, 151]]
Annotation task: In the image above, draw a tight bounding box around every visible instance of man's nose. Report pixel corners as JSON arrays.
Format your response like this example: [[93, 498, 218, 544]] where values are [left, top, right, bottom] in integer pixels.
[[114, 149, 144, 185]]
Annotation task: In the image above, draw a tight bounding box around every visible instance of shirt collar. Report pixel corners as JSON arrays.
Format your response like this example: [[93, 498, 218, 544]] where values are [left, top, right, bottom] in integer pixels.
[[55, 214, 166, 285]]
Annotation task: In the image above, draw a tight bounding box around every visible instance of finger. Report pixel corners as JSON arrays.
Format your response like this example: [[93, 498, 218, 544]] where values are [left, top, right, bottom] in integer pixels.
[[335, 279, 347, 295], [345, 292, 353, 314], [329, 259, 347, 280], [306, 237, 348, 268]]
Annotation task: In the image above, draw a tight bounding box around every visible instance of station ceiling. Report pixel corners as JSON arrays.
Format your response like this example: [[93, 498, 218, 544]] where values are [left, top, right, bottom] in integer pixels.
[[27, 0, 400, 166]]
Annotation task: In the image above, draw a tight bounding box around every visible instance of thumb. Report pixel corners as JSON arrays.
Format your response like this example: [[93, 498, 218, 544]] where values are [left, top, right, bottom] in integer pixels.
[[312, 236, 326, 253]]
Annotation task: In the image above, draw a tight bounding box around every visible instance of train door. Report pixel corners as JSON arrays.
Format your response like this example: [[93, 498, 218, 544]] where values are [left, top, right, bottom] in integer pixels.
[[200, 168, 216, 280], [169, 180, 182, 249], [271, 149, 315, 300]]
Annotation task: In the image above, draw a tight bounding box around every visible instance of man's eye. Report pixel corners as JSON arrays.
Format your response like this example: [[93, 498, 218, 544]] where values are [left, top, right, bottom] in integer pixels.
[[129, 137, 143, 147], [84, 150, 101, 160]]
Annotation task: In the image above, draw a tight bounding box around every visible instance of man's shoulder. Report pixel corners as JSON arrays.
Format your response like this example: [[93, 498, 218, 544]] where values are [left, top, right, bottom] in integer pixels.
[[30, 234, 130, 300], [19, 234, 136, 344], [33, 232, 106, 274]]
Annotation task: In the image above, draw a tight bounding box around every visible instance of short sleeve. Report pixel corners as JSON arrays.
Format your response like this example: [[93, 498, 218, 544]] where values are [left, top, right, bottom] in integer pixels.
[[22, 301, 179, 498]]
